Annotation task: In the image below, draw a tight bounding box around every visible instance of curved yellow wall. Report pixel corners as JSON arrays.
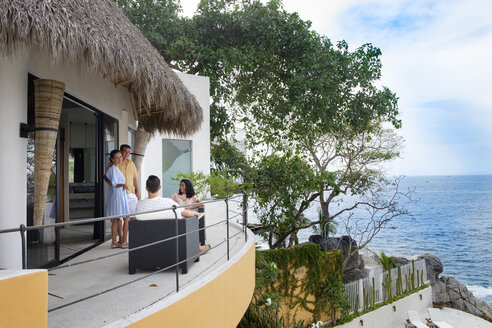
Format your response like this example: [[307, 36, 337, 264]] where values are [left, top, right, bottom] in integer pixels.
[[129, 242, 256, 328], [0, 270, 48, 328]]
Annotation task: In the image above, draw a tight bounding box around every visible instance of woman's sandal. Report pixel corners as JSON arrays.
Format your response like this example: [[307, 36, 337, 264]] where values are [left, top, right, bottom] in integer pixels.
[[121, 242, 129, 249], [111, 242, 121, 249]]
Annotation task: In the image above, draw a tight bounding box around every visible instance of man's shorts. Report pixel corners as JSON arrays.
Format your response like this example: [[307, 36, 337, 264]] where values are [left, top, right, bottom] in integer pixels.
[[127, 193, 138, 215]]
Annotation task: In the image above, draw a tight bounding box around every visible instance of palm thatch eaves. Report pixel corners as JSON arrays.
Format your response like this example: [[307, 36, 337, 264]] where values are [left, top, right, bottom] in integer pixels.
[[0, 0, 203, 135]]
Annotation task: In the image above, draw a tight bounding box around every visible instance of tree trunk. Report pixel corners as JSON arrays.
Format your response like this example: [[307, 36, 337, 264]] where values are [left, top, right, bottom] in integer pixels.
[[319, 194, 330, 238]]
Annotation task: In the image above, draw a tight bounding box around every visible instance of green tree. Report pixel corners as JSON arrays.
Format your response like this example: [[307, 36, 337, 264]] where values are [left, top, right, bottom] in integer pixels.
[[252, 154, 336, 248], [116, 0, 410, 252], [115, 0, 184, 61]]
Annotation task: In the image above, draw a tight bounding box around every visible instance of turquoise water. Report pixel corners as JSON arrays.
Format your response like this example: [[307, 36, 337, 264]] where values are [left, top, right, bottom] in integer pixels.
[[294, 175, 492, 305]]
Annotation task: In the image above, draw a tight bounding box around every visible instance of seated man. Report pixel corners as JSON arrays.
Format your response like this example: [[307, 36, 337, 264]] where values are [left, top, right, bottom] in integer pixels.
[[135, 175, 211, 255]]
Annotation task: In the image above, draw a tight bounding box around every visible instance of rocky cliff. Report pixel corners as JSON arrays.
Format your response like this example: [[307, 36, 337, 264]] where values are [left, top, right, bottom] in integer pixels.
[[415, 253, 492, 318]]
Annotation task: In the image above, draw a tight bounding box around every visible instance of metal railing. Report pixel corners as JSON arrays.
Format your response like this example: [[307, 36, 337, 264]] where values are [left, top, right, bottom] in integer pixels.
[[344, 258, 428, 313], [0, 191, 251, 313]]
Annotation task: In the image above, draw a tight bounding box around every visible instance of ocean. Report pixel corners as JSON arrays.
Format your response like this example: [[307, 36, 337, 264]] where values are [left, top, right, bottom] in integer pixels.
[[253, 175, 492, 305], [357, 175, 492, 306]]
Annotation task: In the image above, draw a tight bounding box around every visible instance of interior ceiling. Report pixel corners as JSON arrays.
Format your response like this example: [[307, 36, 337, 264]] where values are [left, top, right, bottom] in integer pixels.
[[62, 99, 96, 125]]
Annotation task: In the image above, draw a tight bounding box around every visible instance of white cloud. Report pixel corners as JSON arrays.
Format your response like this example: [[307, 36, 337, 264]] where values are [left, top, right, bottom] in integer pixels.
[[178, 0, 492, 175], [281, 0, 492, 175]]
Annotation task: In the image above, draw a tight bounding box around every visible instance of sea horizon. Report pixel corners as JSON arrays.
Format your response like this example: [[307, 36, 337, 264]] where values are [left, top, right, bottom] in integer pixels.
[[251, 175, 492, 306]]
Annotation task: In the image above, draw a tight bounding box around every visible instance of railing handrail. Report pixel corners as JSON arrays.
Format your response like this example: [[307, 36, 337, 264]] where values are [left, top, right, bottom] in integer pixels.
[[47, 210, 250, 313], [0, 193, 244, 234]]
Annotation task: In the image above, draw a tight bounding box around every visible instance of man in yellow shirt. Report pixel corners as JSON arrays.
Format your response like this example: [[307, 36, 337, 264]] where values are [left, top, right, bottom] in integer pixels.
[[119, 144, 141, 202], [104, 144, 140, 248]]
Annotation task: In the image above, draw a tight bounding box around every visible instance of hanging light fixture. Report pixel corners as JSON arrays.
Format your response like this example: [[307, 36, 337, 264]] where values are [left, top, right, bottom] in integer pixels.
[[69, 121, 72, 149]]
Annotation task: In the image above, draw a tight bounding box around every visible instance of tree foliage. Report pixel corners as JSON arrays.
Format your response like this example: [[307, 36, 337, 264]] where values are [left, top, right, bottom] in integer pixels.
[[117, 0, 408, 249]]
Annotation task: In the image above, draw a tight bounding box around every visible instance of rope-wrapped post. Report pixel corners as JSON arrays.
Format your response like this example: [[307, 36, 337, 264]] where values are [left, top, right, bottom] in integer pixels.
[[172, 205, 179, 293], [132, 127, 150, 174], [33, 79, 65, 226]]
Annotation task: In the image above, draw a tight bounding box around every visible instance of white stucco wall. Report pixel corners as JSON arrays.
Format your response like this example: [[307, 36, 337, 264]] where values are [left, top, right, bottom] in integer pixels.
[[139, 72, 210, 198], [0, 47, 210, 269], [336, 286, 432, 328], [0, 47, 136, 269], [27, 48, 137, 138], [0, 51, 28, 269]]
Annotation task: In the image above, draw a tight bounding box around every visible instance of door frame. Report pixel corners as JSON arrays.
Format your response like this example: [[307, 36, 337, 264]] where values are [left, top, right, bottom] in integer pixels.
[[53, 94, 118, 265]]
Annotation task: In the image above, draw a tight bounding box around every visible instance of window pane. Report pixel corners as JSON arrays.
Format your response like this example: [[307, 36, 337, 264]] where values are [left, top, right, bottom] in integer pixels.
[[162, 140, 191, 197]]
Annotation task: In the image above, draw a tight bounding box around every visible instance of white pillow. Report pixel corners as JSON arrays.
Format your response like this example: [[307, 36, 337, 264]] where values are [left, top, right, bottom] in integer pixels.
[[136, 211, 176, 221]]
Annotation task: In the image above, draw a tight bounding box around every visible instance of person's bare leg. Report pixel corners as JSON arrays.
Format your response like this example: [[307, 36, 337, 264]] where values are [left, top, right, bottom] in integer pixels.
[[117, 219, 123, 243], [121, 217, 130, 244], [111, 219, 118, 243], [111, 219, 121, 248]]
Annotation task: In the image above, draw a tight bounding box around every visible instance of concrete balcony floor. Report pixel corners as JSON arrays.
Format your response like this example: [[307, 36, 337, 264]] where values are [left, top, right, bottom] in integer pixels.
[[48, 201, 250, 328]]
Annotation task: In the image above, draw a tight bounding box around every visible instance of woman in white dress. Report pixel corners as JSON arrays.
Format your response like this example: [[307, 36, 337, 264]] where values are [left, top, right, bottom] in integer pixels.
[[106, 149, 130, 248]]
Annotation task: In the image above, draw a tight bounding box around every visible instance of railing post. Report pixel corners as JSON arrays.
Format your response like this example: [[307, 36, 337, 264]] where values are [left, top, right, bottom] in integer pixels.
[[20, 224, 27, 269], [225, 195, 230, 261], [172, 205, 179, 293], [377, 268, 383, 303], [242, 190, 248, 242]]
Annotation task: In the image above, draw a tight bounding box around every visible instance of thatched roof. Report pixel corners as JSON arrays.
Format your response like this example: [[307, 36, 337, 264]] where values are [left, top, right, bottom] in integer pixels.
[[0, 0, 203, 135]]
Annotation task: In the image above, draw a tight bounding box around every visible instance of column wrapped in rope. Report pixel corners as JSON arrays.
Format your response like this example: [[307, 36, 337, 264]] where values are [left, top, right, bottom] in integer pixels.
[[33, 79, 65, 226], [132, 127, 150, 174]]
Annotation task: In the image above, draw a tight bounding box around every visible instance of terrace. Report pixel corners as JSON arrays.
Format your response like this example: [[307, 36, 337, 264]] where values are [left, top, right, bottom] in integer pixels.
[[1, 195, 255, 328]]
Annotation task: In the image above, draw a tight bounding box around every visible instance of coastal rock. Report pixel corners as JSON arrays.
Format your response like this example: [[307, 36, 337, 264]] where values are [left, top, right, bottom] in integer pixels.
[[437, 275, 492, 318], [394, 257, 410, 266], [342, 268, 368, 283], [413, 253, 492, 318], [309, 235, 365, 282], [412, 253, 443, 284]]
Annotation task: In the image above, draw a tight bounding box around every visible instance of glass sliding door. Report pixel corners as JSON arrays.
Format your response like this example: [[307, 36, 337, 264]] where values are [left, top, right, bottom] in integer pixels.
[[102, 114, 118, 217], [26, 74, 119, 268], [59, 98, 98, 261]]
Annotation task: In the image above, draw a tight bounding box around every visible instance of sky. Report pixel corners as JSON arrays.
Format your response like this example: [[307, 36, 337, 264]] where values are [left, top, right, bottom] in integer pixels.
[[179, 0, 492, 176]]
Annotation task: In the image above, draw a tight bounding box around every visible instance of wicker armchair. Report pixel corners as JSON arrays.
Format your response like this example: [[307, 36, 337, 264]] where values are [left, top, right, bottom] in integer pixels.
[[198, 207, 206, 246], [128, 216, 200, 274]]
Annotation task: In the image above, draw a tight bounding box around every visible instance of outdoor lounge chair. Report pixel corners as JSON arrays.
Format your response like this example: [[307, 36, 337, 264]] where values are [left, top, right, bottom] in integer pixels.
[[428, 308, 455, 328], [198, 206, 206, 246], [128, 216, 200, 274], [407, 310, 430, 328]]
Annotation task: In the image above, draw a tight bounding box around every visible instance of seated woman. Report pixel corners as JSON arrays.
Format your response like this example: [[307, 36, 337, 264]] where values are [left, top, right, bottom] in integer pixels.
[[137, 175, 211, 255], [171, 179, 202, 210]]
